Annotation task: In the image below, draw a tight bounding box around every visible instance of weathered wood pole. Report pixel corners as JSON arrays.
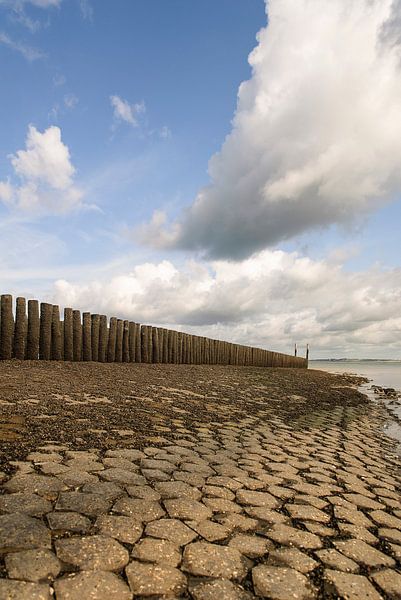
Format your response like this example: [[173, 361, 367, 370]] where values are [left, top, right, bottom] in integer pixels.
[[128, 322, 136, 362], [63, 308, 73, 361], [135, 323, 141, 362], [82, 312, 92, 361], [14, 297, 27, 359], [72, 310, 82, 361], [107, 317, 117, 362], [122, 320, 130, 362], [0, 294, 14, 360], [27, 299, 40, 360], [115, 319, 123, 362], [98, 315, 108, 362], [141, 326, 149, 363], [39, 302, 52, 360], [152, 328, 159, 363], [51, 305, 62, 360], [162, 328, 168, 363], [91, 314, 100, 362], [167, 330, 173, 363]]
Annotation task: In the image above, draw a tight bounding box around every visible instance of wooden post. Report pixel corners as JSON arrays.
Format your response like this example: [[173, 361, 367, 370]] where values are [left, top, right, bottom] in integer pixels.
[[107, 317, 117, 362], [141, 326, 149, 363], [294, 343, 297, 357], [115, 319, 123, 362], [123, 320, 130, 362], [135, 323, 141, 362], [72, 310, 82, 361], [128, 322, 136, 362], [14, 297, 27, 360], [0, 295, 14, 360], [98, 315, 108, 362], [167, 330, 173, 363], [152, 328, 160, 363], [51, 305, 62, 360], [39, 302, 52, 360], [162, 328, 168, 363], [91, 315, 100, 362], [82, 312, 92, 361], [26, 300, 39, 360], [306, 344, 309, 361], [63, 308, 73, 361]]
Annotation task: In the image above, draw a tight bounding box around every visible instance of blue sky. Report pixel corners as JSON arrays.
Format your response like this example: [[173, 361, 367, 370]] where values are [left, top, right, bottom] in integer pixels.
[[0, 0, 400, 358]]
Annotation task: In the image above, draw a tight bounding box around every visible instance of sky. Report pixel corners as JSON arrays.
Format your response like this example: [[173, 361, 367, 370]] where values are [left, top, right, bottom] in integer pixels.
[[0, 0, 401, 359]]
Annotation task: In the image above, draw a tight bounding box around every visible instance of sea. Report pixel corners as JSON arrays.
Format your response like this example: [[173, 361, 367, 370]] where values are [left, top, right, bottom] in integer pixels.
[[310, 360, 401, 451]]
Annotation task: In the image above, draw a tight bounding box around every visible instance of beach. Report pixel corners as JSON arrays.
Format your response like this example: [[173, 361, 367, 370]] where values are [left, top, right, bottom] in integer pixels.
[[0, 361, 400, 597]]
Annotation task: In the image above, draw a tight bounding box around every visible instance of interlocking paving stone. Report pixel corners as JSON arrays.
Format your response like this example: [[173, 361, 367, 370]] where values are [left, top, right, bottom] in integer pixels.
[[334, 506, 374, 528], [265, 524, 323, 549], [315, 548, 359, 573], [99, 468, 147, 486], [286, 504, 330, 523], [53, 571, 133, 600], [132, 537, 181, 566], [244, 506, 288, 523], [95, 515, 143, 544], [189, 579, 251, 600], [125, 561, 187, 596], [105, 449, 145, 461], [252, 565, 316, 599], [56, 492, 112, 516], [228, 533, 272, 557], [5, 548, 61, 582], [102, 458, 138, 471], [0, 513, 51, 554], [55, 535, 129, 571], [46, 511, 92, 533], [112, 497, 165, 521], [182, 541, 247, 579], [236, 489, 278, 508], [267, 548, 319, 573], [343, 493, 384, 510], [337, 523, 378, 543], [186, 519, 230, 541], [81, 481, 124, 501], [323, 569, 383, 600], [125, 484, 161, 500], [371, 568, 401, 598], [155, 480, 202, 500], [378, 527, 401, 544], [145, 518, 198, 545], [3, 474, 67, 499], [333, 538, 396, 568], [0, 492, 52, 516], [202, 497, 243, 514], [164, 498, 212, 521], [369, 510, 401, 529], [0, 580, 51, 599]]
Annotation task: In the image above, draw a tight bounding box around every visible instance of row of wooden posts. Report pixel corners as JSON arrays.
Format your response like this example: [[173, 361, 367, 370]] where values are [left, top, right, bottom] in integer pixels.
[[0, 295, 307, 368]]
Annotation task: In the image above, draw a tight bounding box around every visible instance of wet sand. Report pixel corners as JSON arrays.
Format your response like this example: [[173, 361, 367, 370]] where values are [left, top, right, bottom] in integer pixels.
[[0, 361, 400, 598]]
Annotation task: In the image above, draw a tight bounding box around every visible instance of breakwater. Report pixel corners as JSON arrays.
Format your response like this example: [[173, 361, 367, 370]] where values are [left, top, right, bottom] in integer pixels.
[[0, 294, 307, 368]]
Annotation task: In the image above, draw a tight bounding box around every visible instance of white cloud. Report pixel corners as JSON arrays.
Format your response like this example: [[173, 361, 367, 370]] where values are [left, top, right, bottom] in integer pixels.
[[145, 0, 401, 259], [64, 93, 78, 109], [49, 249, 401, 358], [0, 31, 45, 60], [79, 0, 92, 21], [0, 125, 86, 214], [110, 95, 146, 127]]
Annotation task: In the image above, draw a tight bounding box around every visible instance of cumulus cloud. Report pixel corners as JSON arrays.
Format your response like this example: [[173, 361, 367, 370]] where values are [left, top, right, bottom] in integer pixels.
[[142, 0, 401, 259], [49, 249, 401, 358], [110, 95, 146, 128], [0, 125, 86, 214]]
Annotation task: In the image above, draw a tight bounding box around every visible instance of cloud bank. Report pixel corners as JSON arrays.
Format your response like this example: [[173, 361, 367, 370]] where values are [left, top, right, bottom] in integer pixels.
[[0, 125, 85, 214], [49, 249, 401, 358], [142, 0, 401, 259]]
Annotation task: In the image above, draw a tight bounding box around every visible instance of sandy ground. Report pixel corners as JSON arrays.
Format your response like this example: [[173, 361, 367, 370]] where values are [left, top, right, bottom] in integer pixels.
[[0, 361, 399, 598]]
